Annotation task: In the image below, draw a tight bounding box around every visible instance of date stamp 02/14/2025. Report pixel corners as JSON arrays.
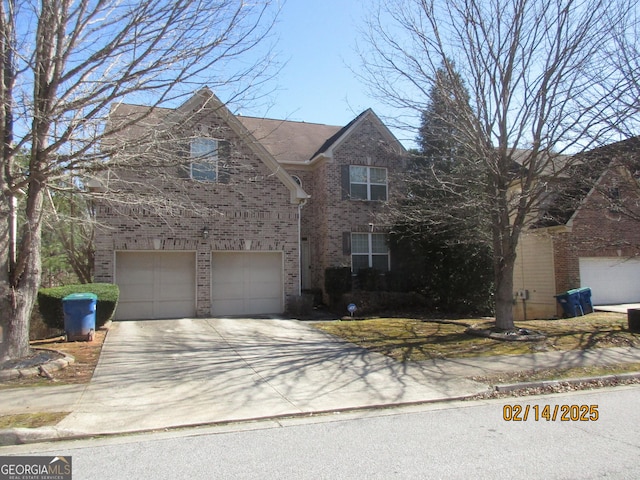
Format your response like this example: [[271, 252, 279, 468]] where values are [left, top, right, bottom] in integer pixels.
[[503, 404, 599, 422]]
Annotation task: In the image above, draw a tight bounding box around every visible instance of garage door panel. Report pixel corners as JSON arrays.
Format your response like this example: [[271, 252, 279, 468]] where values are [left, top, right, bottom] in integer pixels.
[[213, 299, 245, 315], [245, 298, 281, 315], [117, 302, 154, 320], [580, 257, 640, 305], [160, 270, 192, 286], [124, 264, 154, 284], [211, 252, 283, 316], [247, 282, 281, 297], [156, 299, 195, 318], [213, 283, 244, 300], [116, 252, 196, 320], [251, 269, 278, 283], [161, 287, 194, 301]]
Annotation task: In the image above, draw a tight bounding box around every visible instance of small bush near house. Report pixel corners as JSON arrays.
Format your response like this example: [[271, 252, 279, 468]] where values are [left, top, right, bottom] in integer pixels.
[[356, 268, 388, 291], [302, 288, 323, 307], [286, 294, 314, 317], [325, 267, 352, 304], [38, 283, 120, 330]]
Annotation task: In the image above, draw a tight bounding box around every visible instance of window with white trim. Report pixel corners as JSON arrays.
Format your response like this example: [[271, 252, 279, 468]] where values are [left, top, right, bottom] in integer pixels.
[[190, 138, 218, 181], [349, 166, 387, 201], [351, 233, 389, 272]]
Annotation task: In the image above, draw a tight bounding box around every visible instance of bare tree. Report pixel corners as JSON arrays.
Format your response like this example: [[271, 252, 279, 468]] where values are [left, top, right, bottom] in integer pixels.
[[592, 7, 640, 139], [358, 0, 637, 330], [0, 0, 280, 361], [45, 185, 95, 284]]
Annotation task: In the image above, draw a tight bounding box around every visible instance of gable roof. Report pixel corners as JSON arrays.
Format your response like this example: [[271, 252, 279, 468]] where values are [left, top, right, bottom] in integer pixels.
[[310, 109, 406, 162], [107, 88, 309, 204], [533, 136, 640, 228], [237, 109, 406, 167]]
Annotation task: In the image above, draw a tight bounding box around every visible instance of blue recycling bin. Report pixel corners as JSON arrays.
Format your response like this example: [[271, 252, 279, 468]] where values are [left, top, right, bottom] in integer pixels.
[[555, 289, 584, 317], [577, 287, 593, 314], [63, 293, 97, 341]]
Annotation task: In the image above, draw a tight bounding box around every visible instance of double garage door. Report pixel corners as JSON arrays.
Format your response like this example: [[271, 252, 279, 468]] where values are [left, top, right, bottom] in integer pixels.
[[115, 251, 283, 320], [579, 257, 640, 305]]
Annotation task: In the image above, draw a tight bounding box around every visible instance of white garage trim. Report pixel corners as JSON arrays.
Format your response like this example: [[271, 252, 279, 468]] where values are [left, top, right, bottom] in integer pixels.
[[579, 257, 640, 305], [115, 251, 196, 320], [211, 251, 284, 316]]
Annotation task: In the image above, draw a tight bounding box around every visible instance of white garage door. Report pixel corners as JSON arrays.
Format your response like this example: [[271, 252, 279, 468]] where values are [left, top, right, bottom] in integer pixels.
[[115, 252, 196, 320], [211, 252, 283, 316], [579, 257, 640, 305]]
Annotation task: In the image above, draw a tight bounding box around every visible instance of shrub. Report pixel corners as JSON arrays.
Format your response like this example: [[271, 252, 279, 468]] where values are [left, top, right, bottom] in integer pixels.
[[38, 283, 120, 330], [389, 232, 494, 316], [324, 267, 352, 304], [356, 268, 388, 291], [286, 294, 314, 317]]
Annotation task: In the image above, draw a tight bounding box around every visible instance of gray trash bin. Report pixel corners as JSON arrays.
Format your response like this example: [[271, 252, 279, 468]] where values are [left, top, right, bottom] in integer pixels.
[[63, 293, 97, 341]]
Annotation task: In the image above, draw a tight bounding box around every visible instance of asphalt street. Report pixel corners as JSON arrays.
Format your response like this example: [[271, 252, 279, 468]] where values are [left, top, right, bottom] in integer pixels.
[[3, 385, 639, 479]]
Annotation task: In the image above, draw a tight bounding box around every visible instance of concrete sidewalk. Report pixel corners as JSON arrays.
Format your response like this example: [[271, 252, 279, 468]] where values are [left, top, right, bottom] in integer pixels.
[[1, 318, 640, 445]]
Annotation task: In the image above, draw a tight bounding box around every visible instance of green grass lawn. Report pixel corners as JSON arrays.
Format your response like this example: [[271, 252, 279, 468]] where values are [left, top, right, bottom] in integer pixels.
[[312, 312, 640, 362]]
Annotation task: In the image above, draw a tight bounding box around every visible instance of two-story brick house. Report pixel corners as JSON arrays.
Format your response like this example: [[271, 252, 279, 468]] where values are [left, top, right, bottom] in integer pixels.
[[94, 88, 405, 319]]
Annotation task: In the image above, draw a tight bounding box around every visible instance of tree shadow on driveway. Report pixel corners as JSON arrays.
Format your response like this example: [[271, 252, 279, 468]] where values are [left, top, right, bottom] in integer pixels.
[[57, 318, 486, 435]]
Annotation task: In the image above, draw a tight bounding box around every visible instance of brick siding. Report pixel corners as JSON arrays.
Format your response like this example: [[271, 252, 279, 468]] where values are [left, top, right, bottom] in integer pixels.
[[95, 103, 300, 316]]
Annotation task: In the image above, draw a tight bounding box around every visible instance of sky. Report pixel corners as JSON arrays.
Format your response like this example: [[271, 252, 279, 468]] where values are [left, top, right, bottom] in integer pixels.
[[239, 1, 415, 148]]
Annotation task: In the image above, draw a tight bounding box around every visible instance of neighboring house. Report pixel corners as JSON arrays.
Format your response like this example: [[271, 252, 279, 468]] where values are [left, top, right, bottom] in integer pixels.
[[94, 88, 406, 319], [513, 137, 640, 320]]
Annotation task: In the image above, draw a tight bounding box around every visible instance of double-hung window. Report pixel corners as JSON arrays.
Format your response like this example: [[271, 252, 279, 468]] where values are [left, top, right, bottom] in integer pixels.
[[190, 138, 218, 181], [349, 166, 387, 201], [351, 233, 389, 273]]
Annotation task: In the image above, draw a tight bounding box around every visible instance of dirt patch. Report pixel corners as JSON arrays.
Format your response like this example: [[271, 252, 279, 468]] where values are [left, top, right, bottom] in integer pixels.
[[468, 375, 640, 400], [0, 328, 107, 389]]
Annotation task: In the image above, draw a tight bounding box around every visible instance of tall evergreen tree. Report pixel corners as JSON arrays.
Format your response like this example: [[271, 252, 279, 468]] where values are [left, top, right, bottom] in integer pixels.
[[389, 60, 494, 315], [417, 60, 473, 171]]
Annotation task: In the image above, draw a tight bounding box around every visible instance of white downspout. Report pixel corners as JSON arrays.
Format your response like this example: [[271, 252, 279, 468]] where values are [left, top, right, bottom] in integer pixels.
[[297, 199, 307, 296]]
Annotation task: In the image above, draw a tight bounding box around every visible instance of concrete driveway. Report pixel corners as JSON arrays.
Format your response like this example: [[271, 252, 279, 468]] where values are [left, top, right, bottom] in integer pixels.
[[56, 318, 486, 435]]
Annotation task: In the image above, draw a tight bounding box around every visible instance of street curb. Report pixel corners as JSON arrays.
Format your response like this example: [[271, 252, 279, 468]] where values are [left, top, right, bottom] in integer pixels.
[[494, 371, 640, 393], [0, 391, 489, 447], [2, 374, 640, 447], [0, 427, 85, 447]]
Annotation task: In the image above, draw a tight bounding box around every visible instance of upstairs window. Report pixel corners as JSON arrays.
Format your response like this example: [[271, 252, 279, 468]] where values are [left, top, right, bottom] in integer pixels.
[[190, 138, 218, 181], [351, 233, 389, 273], [349, 166, 387, 201]]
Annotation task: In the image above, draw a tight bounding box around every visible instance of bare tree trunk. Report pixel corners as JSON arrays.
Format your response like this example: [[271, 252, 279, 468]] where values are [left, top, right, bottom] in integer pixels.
[[1, 284, 33, 361], [0, 196, 12, 360], [0, 182, 45, 361], [493, 253, 516, 331]]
